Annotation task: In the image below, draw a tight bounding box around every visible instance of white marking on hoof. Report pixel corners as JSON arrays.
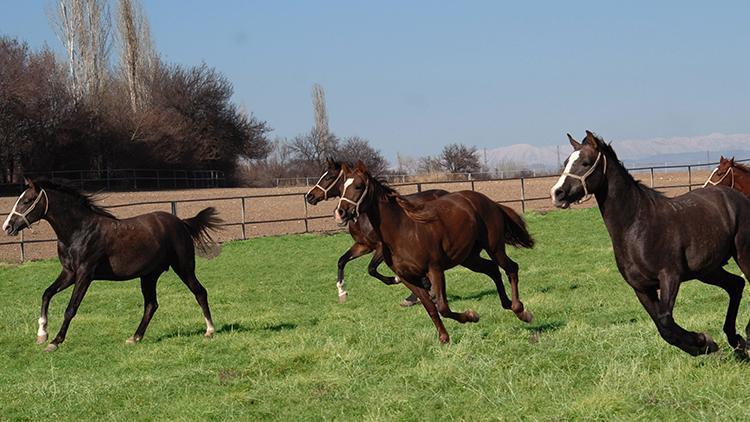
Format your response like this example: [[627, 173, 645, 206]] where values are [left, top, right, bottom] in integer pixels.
[[43, 343, 58, 353], [36, 334, 48, 345], [204, 318, 215, 338], [125, 336, 140, 344], [37, 317, 47, 338], [395, 276, 402, 284], [336, 280, 347, 303]]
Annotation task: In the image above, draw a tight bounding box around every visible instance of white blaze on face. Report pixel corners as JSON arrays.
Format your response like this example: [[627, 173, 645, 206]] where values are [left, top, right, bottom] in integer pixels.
[[550, 151, 581, 200], [2, 189, 29, 232]]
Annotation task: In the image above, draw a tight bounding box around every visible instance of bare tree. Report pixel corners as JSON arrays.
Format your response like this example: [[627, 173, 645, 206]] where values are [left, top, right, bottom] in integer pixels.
[[311, 83, 335, 162], [48, 0, 112, 103], [418, 155, 442, 174], [440, 143, 481, 173], [337, 136, 388, 175], [117, 0, 156, 111]]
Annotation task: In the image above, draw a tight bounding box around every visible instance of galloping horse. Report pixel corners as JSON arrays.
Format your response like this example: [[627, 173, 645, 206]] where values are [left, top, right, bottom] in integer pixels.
[[2, 178, 221, 352], [551, 131, 750, 355], [305, 158, 448, 305], [704, 156, 750, 197], [334, 161, 534, 343]]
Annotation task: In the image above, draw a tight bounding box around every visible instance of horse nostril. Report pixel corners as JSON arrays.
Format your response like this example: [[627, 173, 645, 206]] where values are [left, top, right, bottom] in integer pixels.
[[554, 188, 564, 200]]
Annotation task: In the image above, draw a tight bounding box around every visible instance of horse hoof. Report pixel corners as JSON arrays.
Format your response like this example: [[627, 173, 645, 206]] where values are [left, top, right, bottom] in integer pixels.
[[701, 333, 719, 354], [125, 336, 140, 345], [338, 293, 348, 304], [466, 310, 480, 323], [439, 334, 450, 344], [518, 309, 534, 324], [36, 335, 47, 345], [204, 331, 215, 338], [43, 343, 58, 353]]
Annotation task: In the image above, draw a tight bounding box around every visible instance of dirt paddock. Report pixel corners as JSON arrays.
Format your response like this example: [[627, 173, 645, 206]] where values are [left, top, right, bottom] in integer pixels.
[[0, 168, 715, 262]]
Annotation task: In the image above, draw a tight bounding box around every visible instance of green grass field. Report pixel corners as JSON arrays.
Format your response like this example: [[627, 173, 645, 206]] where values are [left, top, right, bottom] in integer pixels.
[[2, 207, 750, 420]]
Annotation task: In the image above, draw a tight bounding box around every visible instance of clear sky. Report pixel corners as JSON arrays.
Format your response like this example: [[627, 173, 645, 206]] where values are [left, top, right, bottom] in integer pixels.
[[2, 1, 749, 162]]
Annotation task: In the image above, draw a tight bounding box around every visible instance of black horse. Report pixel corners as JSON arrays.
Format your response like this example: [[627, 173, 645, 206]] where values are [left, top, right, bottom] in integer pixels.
[[551, 131, 750, 356], [2, 178, 221, 352]]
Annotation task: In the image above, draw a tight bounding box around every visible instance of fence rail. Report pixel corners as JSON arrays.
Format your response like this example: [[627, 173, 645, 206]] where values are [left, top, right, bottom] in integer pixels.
[[1, 158, 747, 262]]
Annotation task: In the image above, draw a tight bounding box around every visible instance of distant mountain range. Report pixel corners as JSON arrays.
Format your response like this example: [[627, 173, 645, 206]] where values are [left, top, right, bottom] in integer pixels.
[[483, 133, 750, 170]]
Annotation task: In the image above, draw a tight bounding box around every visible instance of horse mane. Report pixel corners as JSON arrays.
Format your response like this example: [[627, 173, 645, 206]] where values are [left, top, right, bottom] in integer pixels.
[[368, 175, 438, 222], [32, 177, 116, 219], [732, 160, 750, 173], [587, 134, 665, 199]]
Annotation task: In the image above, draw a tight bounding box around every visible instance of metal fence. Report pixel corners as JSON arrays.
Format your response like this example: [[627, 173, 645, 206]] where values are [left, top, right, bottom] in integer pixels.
[[1, 158, 747, 262], [0, 168, 225, 195]]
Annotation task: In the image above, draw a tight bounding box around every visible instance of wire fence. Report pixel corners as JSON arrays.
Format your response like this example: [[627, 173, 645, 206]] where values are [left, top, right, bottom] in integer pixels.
[[0, 158, 747, 262], [0, 168, 225, 195]]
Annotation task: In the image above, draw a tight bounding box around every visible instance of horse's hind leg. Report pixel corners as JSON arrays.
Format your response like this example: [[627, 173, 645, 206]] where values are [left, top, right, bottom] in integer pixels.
[[37, 269, 75, 344], [428, 268, 480, 324], [127, 272, 161, 344], [734, 239, 750, 345], [698, 268, 745, 349], [462, 253, 512, 310], [491, 247, 533, 323], [174, 267, 215, 338]]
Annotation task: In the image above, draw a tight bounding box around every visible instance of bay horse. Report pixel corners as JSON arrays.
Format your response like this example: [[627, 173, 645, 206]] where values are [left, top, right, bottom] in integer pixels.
[[704, 156, 750, 197], [2, 177, 221, 352], [305, 158, 448, 305], [334, 161, 534, 343], [551, 131, 750, 356]]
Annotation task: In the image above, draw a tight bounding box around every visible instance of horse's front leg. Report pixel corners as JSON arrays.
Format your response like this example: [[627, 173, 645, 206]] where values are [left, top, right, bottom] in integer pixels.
[[336, 243, 372, 303], [401, 275, 450, 343], [367, 246, 398, 285], [37, 269, 75, 344], [634, 279, 718, 356], [44, 275, 93, 352]]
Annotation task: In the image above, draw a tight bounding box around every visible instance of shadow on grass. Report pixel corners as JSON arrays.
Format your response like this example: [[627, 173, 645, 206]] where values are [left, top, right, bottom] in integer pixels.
[[525, 320, 566, 344], [447, 289, 498, 302], [154, 321, 299, 342]]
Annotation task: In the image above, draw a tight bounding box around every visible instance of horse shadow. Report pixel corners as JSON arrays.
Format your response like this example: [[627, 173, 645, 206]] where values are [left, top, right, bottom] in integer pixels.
[[154, 321, 298, 342], [447, 289, 498, 302]]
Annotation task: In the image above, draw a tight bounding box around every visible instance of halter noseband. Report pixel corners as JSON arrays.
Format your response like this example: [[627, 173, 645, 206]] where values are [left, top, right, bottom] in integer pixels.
[[562, 152, 607, 203], [307, 169, 344, 201], [7, 189, 49, 231], [703, 166, 734, 189], [336, 178, 369, 222]]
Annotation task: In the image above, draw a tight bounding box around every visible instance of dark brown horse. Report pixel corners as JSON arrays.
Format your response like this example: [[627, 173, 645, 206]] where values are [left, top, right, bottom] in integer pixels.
[[2, 178, 221, 352], [704, 156, 750, 197], [305, 158, 448, 305], [334, 161, 534, 343], [552, 131, 750, 356]]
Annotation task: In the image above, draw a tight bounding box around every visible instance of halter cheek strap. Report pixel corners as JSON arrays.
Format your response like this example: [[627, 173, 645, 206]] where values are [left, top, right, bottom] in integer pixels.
[[336, 179, 369, 222], [562, 152, 607, 203], [703, 167, 734, 189], [307, 169, 344, 200], [7, 189, 49, 231]]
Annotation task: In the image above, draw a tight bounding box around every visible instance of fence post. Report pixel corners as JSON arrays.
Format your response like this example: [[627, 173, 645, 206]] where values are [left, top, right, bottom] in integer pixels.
[[19, 231, 25, 262], [688, 166, 692, 191], [520, 177, 526, 213], [170, 201, 177, 216], [471, 180, 475, 191], [650, 168, 654, 188], [417, 183, 422, 193], [303, 195, 309, 233], [240, 197, 247, 240]]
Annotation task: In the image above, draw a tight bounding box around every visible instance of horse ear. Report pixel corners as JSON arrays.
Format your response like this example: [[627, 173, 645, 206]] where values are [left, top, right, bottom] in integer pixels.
[[340, 162, 351, 174], [567, 133, 582, 150], [730, 157, 735, 166], [24, 176, 35, 190], [584, 130, 600, 150]]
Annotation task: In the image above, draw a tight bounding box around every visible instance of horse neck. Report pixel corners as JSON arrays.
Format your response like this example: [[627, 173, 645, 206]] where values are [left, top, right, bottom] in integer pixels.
[[732, 166, 750, 196], [365, 184, 413, 247], [44, 192, 102, 245], [593, 156, 648, 241]]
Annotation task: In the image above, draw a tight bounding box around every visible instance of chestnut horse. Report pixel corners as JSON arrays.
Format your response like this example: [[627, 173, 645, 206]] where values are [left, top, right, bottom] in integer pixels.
[[334, 161, 534, 343], [305, 158, 448, 305], [552, 131, 750, 356], [2, 178, 221, 352], [704, 156, 750, 197]]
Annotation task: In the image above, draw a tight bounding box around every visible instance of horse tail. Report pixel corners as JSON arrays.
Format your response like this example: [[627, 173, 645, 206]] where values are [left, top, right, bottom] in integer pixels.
[[182, 207, 223, 248], [498, 204, 534, 249]]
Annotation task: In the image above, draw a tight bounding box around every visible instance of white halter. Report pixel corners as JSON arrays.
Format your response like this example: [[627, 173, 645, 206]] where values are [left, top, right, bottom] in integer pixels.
[[4, 189, 49, 232], [336, 177, 369, 222], [306, 169, 344, 201], [561, 152, 607, 203], [703, 166, 734, 189]]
